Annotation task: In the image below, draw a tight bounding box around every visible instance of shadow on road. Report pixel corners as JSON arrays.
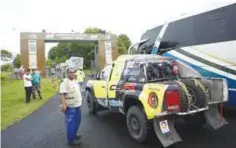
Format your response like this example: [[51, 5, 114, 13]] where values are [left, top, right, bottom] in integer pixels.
[[88, 107, 236, 148]]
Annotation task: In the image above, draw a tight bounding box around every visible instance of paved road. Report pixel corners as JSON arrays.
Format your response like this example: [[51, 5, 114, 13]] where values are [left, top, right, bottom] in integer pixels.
[[2, 94, 236, 148]]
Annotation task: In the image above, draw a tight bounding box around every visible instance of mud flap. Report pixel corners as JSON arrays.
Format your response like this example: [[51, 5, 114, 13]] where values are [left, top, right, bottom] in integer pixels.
[[153, 116, 182, 147], [204, 104, 228, 130]]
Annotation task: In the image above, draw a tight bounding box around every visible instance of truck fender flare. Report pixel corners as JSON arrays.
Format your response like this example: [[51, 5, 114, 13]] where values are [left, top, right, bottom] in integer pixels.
[[123, 92, 143, 113]]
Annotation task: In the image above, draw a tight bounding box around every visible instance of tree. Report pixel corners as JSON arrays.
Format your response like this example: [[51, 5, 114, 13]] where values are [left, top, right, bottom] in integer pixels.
[[48, 43, 69, 61], [117, 34, 132, 55], [47, 42, 95, 69], [1, 64, 12, 72], [46, 59, 53, 68], [84, 27, 104, 34], [13, 54, 21, 68], [0, 49, 12, 58]]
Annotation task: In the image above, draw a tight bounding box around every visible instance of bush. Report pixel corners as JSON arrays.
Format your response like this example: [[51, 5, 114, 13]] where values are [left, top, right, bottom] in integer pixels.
[[1, 73, 7, 83], [1, 64, 12, 72]]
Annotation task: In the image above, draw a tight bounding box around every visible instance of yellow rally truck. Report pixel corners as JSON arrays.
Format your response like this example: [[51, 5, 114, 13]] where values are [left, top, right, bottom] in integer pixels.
[[85, 54, 228, 147]]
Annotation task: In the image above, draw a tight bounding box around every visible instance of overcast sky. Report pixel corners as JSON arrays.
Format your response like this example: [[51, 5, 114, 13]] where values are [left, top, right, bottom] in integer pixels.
[[0, 0, 235, 56]]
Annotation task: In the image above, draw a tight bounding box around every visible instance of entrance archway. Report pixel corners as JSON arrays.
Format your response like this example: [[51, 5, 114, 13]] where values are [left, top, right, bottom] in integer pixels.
[[20, 32, 118, 76]]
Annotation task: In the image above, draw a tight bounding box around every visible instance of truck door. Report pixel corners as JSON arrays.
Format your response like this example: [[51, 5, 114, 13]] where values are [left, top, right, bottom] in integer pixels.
[[93, 64, 112, 106], [107, 62, 125, 99]]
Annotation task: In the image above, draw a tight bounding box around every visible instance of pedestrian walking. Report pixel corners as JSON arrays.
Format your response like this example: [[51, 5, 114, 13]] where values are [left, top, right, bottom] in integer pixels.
[[59, 68, 83, 146], [23, 69, 32, 103], [31, 69, 42, 99]]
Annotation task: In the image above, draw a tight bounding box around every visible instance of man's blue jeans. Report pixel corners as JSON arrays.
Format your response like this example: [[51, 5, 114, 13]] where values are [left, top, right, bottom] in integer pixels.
[[65, 107, 81, 144]]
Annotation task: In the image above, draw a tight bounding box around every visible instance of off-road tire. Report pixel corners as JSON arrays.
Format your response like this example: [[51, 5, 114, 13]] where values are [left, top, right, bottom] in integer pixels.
[[180, 79, 207, 108], [126, 106, 153, 143], [179, 85, 189, 112], [180, 79, 207, 126], [86, 91, 97, 115]]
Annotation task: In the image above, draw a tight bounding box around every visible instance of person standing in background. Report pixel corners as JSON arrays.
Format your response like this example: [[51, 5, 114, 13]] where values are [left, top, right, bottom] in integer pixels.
[[20, 69, 24, 80], [31, 69, 42, 99], [23, 69, 32, 103], [76, 68, 85, 96]]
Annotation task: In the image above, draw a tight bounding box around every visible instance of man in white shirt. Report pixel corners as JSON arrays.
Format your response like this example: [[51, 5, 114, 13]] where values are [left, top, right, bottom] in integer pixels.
[[23, 69, 32, 103], [59, 67, 83, 146]]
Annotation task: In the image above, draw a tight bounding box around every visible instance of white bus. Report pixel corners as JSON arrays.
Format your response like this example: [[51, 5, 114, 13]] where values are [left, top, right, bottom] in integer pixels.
[[138, 2, 236, 106]]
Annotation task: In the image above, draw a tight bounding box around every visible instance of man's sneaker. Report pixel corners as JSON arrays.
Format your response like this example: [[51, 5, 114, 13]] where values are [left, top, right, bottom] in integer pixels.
[[76, 134, 82, 140], [68, 139, 81, 146]]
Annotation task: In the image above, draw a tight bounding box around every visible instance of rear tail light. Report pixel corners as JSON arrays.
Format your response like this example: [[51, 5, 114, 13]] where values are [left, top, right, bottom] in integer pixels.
[[148, 92, 158, 108], [165, 90, 180, 111], [172, 61, 179, 75]]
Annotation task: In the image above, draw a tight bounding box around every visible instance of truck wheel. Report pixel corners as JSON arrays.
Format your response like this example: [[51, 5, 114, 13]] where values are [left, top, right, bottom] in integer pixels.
[[86, 91, 97, 115], [126, 106, 152, 143]]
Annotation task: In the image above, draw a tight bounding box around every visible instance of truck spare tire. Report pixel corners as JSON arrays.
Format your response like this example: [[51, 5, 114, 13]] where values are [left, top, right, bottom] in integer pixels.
[[179, 79, 207, 126], [180, 79, 207, 109], [178, 85, 189, 112]]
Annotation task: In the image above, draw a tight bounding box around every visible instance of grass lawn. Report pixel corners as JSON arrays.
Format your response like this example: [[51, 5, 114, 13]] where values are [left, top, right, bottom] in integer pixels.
[[1, 78, 57, 130]]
